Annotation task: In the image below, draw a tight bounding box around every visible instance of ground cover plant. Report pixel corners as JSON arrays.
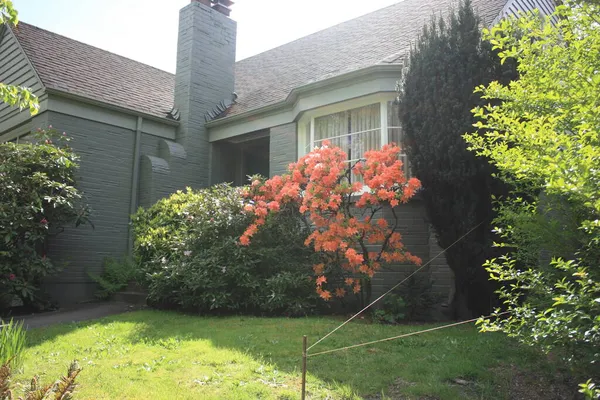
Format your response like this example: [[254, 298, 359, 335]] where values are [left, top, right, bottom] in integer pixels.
[[15, 310, 577, 399]]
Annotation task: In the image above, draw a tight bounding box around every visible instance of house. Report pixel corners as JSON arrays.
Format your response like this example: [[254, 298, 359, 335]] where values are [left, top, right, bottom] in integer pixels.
[[0, 0, 555, 304]]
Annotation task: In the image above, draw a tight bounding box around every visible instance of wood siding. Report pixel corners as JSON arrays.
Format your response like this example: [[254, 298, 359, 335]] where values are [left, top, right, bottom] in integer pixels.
[[0, 26, 44, 125]]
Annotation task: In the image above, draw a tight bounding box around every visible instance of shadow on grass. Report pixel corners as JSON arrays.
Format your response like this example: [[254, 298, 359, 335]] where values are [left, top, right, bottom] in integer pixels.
[[24, 309, 569, 399]]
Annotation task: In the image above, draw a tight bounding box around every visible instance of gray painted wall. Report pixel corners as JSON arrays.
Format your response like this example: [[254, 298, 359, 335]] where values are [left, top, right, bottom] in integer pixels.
[[43, 111, 135, 302], [0, 26, 44, 125], [269, 122, 297, 177], [41, 110, 196, 303], [366, 200, 453, 302]]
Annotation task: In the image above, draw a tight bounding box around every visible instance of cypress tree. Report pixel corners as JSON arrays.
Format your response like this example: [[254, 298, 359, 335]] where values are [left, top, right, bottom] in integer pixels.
[[398, 0, 515, 318]]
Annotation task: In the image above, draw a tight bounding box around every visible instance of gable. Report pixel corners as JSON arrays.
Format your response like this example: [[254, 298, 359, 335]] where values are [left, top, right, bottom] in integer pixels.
[[0, 24, 45, 125]]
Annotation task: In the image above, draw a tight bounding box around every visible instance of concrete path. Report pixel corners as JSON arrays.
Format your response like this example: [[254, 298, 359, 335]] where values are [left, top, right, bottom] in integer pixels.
[[14, 302, 138, 329]]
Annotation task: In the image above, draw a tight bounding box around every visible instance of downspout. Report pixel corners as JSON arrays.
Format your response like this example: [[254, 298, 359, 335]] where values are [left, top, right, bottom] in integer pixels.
[[127, 116, 143, 254]]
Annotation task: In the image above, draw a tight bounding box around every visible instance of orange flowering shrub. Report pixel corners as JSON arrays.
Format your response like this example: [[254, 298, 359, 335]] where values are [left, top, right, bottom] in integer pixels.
[[241, 142, 422, 303]]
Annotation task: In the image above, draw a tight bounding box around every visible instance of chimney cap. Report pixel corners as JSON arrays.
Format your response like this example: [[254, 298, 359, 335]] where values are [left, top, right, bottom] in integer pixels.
[[211, 0, 234, 16]]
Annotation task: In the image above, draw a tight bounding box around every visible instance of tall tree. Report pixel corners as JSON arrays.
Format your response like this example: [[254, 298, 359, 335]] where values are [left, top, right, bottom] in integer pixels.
[[398, 0, 515, 317], [0, 0, 39, 114]]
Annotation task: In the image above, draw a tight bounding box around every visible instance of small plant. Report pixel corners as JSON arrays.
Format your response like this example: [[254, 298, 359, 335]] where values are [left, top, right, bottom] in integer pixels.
[[397, 274, 442, 321], [579, 380, 600, 400], [0, 319, 26, 371], [0, 359, 81, 400], [89, 257, 138, 300], [373, 294, 406, 324], [374, 274, 442, 324]]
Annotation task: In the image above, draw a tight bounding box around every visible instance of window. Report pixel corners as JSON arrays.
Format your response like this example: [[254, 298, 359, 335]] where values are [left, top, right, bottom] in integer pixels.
[[313, 103, 381, 163], [387, 101, 410, 179], [303, 100, 410, 178]]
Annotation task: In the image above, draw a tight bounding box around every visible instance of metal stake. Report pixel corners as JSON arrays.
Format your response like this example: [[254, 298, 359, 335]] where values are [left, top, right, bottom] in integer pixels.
[[301, 335, 307, 400]]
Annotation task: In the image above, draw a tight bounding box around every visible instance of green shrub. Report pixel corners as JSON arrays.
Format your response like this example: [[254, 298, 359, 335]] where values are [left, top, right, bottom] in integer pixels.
[[0, 128, 90, 310], [374, 274, 442, 324], [0, 319, 26, 371], [397, 274, 442, 322], [373, 294, 406, 324], [88, 257, 138, 300], [132, 184, 318, 316]]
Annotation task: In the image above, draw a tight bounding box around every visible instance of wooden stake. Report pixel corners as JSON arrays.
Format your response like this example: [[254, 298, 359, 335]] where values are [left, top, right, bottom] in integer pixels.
[[301, 335, 307, 400]]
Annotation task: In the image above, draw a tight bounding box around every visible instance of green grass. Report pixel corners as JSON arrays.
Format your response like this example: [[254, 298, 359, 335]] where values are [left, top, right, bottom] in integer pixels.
[[14, 310, 560, 399]]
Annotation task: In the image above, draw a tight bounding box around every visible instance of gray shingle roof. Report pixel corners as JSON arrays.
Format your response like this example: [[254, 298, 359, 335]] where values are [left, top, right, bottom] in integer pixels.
[[230, 0, 507, 117], [12, 22, 176, 119], [12, 0, 507, 120]]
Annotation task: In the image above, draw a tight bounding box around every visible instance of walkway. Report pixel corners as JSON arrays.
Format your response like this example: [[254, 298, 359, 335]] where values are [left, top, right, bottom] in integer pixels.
[[13, 302, 137, 329]]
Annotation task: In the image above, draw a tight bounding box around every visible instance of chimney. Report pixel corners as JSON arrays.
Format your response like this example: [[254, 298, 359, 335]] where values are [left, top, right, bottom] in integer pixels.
[[174, 0, 236, 187]]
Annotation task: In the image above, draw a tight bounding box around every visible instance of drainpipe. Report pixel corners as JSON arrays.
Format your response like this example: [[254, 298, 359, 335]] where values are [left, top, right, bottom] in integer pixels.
[[127, 116, 143, 254]]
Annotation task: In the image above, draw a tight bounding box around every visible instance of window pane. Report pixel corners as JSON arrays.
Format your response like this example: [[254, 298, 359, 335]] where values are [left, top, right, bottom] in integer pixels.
[[349, 103, 380, 159], [314, 110, 349, 154], [387, 101, 401, 127]]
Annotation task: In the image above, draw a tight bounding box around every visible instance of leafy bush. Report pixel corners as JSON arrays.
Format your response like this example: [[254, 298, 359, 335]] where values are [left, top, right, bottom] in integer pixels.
[[373, 294, 406, 324], [397, 274, 442, 322], [373, 274, 441, 324], [132, 184, 318, 316], [0, 359, 81, 400], [241, 144, 421, 307], [464, 1, 600, 391], [0, 128, 90, 310], [0, 319, 26, 371], [88, 257, 138, 300]]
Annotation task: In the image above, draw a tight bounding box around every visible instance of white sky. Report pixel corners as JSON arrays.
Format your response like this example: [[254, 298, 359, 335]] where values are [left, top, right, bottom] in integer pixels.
[[13, 0, 404, 73]]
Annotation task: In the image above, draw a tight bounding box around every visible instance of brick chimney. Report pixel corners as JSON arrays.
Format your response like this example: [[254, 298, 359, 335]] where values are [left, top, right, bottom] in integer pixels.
[[174, 0, 236, 187]]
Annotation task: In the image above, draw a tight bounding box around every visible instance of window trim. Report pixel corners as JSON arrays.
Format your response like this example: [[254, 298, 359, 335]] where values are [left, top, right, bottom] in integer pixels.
[[297, 93, 411, 178]]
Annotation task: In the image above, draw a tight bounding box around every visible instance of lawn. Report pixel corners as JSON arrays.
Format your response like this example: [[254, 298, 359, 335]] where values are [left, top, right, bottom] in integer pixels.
[[14, 310, 567, 399]]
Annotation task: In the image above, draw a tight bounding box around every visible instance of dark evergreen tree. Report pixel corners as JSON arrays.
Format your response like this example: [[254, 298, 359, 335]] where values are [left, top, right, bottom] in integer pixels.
[[398, 0, 516, 318]]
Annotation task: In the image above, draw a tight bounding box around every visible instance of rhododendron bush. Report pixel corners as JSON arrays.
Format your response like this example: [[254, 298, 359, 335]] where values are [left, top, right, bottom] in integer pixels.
[[241, 142, 422, 304], [0, 128, 90, 312]]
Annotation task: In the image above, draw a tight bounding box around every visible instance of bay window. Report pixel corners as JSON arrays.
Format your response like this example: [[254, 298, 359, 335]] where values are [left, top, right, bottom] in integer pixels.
[[302, 99, 410, 178]]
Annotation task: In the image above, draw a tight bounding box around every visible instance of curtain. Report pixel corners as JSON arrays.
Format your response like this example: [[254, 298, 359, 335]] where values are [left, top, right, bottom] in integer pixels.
[[387, 101, 410, 178], [314, 103, 380, 161], [349, 103, 380, 161], [314, 110, 349, 154]]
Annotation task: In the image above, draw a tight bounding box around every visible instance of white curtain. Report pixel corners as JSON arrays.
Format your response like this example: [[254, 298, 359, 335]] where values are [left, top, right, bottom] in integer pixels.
[[314, 103, 380, 161], [387, 101, 410, 178], [314, 110, 349, 155]]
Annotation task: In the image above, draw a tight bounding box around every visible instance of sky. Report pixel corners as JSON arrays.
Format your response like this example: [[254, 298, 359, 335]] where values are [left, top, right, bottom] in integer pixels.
[[13, 0, 404, 73]]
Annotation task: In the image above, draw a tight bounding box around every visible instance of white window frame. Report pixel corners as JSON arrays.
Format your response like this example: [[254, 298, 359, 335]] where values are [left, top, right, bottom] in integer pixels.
[[297, 93, 409, 176]]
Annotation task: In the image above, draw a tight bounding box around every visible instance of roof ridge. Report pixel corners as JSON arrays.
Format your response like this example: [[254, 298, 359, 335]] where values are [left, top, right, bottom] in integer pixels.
[[236, 0, 408, 64], [14, 21, 174, 77]]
